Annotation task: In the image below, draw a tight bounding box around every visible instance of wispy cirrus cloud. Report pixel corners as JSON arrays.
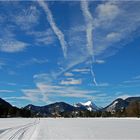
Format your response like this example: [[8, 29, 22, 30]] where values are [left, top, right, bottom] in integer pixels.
[[95, 1, 120, 25], [33, 73, 55, 83], [95, 59, 105, 64], [0, 28, 28, 54], [27, 29, 56, 46], [0, 38, 28, 53], [116, 93, 140, 100], [97, 82, 110, 87], [72, 68, 90, 73], [0, 4, 39, 54], [7, 83, 17, 86], [94, 1, 140, 58], [0, 90, 15, 93], [15, 5, 40, 30], [118, 75, 140, 88], [122, 75, 140, 85], [64, 72, 74, 77], [60, 78, 82, 85], [123, 80, 140, 84], [27, 58, 48, 64], [18, 57, 48, 67], [19, 72, 99, 103], [21, 82, 99, 103], [105, 32, 121, 42], [21, 89, 43, 102], [68, 1, 140, 62]]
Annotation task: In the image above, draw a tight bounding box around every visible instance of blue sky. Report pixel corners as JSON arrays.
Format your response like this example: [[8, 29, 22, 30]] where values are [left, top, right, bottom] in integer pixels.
[[0, 1, 140, 107]]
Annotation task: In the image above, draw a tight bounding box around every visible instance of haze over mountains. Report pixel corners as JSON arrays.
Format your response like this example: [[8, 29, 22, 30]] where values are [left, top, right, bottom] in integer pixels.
[[1, 96, 140, 117]]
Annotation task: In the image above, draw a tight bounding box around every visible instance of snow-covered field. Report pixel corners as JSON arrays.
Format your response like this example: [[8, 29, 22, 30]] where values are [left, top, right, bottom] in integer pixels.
[[0, 118, 140, 140]]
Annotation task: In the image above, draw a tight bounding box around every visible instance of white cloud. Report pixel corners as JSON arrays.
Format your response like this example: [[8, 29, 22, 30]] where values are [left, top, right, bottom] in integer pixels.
[[121, 75, 140, 87], [15, 5, 39, 30], [37, 82, 98, 99], [21, 89, 42, 102], [0, 90, 15, 93], [20, 80, 99, 103], [64, 72, 74, 77], [117, 95, 130, 100], [117, 94, 140, 100], [95, 2, 120, 23], [7, 83, 17, 86], [72, 68, 90, 73], [27, 29, 56, 46], [0, 38, 28, 53], [18, 58, 48, 67], [93, 1, 140, 58], [36, 83, 62, 94], [60, 78, 82, 85], [123, 79, 140, 84], [33, 73, 54, 83], [59, 93, 92, 99], [95, 59, 105, 64], [106, 32, 121, 42], [29, 58, 48, 64], [55, 56, 89, 79], [36, 36, 54, 46]]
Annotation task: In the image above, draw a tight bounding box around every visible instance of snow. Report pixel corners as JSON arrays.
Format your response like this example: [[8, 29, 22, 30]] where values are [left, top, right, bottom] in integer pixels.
[[81, 101, 92, 106], [75, 100, 99, 111], [106, 101, 118, 112], [87, 106, 92, 111], [0, 118, 140, 140], [113, 101, 118, 106]]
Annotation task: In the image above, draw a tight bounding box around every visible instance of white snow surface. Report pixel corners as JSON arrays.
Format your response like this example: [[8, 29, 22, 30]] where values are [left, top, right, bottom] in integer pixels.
[[0, 118, 140, 140]]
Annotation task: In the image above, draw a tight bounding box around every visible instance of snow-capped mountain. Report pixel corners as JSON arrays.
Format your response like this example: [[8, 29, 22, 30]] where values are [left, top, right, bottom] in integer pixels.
[[103, 98, 128, 113], [103, 97, 140, 113], [75, 101, 99, 111]]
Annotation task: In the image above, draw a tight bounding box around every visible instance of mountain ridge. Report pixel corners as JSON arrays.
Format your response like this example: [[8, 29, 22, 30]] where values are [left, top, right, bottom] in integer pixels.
[[103, 97, 140, 114], [0, 96, 140, 117], [74, 101, 99, 111]]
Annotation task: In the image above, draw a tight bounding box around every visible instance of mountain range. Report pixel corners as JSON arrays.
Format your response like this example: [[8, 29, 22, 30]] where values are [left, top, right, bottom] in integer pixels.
[[103, 97, 140, 113], [0, 96, 140, 117], [24, 102, 76, 117]]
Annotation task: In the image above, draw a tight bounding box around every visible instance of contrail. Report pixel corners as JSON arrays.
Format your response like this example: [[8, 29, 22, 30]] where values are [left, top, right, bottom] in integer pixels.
[[81, 0, 94, 56], [90, 58, 97, 86], [81, 0, 97, 86], [38, 1, 67, 58]]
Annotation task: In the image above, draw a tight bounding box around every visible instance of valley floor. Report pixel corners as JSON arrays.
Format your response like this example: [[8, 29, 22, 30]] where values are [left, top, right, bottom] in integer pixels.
[[0, 118, 140, 140]]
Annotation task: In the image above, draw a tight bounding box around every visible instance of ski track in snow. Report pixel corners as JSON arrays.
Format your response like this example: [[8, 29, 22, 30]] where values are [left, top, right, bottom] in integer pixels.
[[0, 119, 39, 140], [0, 118, 140, 140]]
